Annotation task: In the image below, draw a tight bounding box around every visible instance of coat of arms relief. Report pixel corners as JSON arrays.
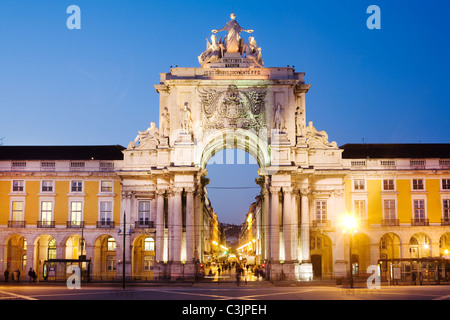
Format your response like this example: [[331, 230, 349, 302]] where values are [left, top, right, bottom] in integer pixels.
[[198, 85, 267, 135]]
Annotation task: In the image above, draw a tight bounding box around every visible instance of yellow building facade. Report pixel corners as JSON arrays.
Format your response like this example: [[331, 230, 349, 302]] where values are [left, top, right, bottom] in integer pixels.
[[0, 145, 223, 282]]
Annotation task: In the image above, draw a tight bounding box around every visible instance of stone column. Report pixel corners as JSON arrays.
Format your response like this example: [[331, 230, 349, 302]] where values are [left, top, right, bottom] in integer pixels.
[[300, 188, 311, 263], [155, 189, 165, 263], [298, 188, 313, 280], [185, 187, 195, 263], [171, 187, 183, 263], [291, 189, 299, 262], [261, 188, 270, 261], [269, 186, 281, 263], [283, 187, 293, 262]]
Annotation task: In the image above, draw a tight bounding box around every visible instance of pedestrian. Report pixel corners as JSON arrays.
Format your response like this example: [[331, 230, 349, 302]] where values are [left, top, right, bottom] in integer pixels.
[[32, 269, 37, 282], [411, 272, 416, 285], [15, 269, 20, 282], [28, 268, 34, 283], [4, 269, 9, 282]]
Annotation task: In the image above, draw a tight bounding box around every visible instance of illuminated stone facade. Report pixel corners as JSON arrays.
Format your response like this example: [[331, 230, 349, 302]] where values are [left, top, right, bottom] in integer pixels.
[[1, 15, 449, 283]]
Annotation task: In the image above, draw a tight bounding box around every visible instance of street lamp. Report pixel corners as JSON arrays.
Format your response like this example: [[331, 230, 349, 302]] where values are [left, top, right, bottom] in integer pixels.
[[342, 214, 358, 288], [118, 211, 132, 289]]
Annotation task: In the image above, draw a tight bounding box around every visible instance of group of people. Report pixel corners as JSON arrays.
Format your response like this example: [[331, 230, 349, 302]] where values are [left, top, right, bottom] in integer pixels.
[[204, 261, 266, 285], [3, 268, 37, 283]]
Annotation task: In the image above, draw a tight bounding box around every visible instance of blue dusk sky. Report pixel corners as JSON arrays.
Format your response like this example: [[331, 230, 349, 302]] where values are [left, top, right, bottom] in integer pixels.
[[1, 0, 449, 224]]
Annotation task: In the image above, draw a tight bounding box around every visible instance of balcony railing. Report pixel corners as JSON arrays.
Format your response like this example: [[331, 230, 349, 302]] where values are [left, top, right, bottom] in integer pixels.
[[312, 220, 332, 228], [382, 219, 399, 226], [134, 220, 154, 228], [37, 221, 55, 228], [442, 218, 450, 226], [67, 221, 85, 228], [8, 221, 25, 228], [411, 218, 429, 226], [96, 220, 115, 228]]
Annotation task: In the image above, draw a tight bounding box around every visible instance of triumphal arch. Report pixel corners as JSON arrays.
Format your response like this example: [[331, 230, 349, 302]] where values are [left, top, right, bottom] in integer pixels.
[[119, 14, 347, 280]]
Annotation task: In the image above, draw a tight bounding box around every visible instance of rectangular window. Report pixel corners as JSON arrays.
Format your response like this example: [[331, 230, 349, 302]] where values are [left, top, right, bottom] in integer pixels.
[[384, 200, 396, 220], [442, 179, 450, 190], [354, 179, 365, 191], [41, 161, 55, 171], [315, 200, 327, 221], [443, 200, 450, 219], [143, 255, 155, 271], [383, 179, 395, 191], [12, 180, 24, 192], [100, 201, 112, 223], [42, 180, 53, 192], [70, 201, 82, 224], [413, 200, 425, 219], [12, 201, 24, 221], [354, 200, 366, 219], [106, 255, 116, 271], [138, 201, 151, 224], [41, 201, 53, 225], [70, 162, 85, 171], [100, 181, 113, 193], [71, 181, 83, 192], [413, 179, 424, 190]]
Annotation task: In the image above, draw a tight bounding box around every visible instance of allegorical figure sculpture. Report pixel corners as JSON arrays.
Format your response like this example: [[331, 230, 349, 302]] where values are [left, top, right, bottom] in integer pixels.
[[128, 122, 159, 149], [305, 121, 337, 148], [212, 13, 253, 53], [198, 35, 224, 67], [244, 37, 263, 68]]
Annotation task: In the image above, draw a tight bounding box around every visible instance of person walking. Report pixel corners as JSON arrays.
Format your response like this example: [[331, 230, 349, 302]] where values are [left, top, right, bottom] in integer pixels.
[[4, 269, 9, 282]]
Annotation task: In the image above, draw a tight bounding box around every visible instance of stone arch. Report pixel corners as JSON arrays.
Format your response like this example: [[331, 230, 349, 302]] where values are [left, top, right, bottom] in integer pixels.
[[63, 234, 83, 260], [195, 128, 270, 169], [310, 233, 333, 279], [4, 234, 27, 275], [131, 234, 156, 280], [379, 232, 401, 260], [409, 232, 432, 258], [439, 232, 450, 256], [347, 232, 371, 275], [93, 234, 118, 280]]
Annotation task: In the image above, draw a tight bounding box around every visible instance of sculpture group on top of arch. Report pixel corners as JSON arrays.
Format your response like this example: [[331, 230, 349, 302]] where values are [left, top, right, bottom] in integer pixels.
[[198, 13, 264, 68]]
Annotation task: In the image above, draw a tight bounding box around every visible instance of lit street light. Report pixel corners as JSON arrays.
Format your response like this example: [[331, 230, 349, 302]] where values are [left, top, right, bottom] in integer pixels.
[[342, 214, 358, 288]]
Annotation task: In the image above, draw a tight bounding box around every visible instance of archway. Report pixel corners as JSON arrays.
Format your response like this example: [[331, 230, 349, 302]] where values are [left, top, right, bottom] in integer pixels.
[[4, 234, 27, 278], [197, 129, 267, 278], [409, 233, 432, 258], [440, 233, 450, 256], [310, 233, 333, 279], [94, 235, 117, 280], [64, 234, 83, 260], [132, 235, 156, 280]]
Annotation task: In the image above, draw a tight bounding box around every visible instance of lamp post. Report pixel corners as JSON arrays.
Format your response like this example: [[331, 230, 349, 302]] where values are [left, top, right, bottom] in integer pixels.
[[342, 214, 358, 289], [118, 211, 132, 289]]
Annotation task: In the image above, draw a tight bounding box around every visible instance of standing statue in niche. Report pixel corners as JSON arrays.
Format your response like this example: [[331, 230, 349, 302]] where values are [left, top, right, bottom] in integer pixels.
[[160, 107, 170, 137], [274, 103, 285, 132], [212, 13, 254, 53], [295, 106, 305, 136], [180, 102, 193, 134]]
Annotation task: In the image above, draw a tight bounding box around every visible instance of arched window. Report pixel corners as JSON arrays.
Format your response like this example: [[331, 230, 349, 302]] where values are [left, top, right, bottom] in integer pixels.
[[144, 237, 155, 251], [48, 238, 56, 260], [107, 237, 116, 251]]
